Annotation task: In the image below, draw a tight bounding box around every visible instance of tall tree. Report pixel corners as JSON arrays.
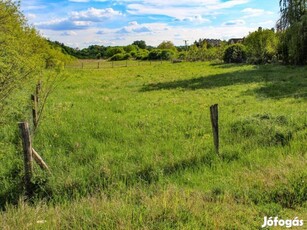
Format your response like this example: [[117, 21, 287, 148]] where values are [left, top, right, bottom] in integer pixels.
[[277, 0, 307, 64], [277, 0, 306, 30]]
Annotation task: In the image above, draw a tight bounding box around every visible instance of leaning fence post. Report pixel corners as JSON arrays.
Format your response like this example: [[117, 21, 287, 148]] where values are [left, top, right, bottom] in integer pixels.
[[210, 104, 219, 154], [31, 94, 38, 129], [32, 148, 50, 173], [18, 122, 33, 196]]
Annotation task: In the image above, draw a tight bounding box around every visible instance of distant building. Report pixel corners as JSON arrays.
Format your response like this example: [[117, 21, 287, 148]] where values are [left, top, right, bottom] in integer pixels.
[[194, 38, 223, 48], [204, 39, 222, 47], [228, 38, 244, 44]]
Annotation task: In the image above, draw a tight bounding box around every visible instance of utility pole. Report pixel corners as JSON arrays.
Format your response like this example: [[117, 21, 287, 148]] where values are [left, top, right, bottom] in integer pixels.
[[184, 40, 188, 61]]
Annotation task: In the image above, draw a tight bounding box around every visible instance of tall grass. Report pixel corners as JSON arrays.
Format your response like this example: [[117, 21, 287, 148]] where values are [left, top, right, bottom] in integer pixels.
[[1, 61, 306, 229]]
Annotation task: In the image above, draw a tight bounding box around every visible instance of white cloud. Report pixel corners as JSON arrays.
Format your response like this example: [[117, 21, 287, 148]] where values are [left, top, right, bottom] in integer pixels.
[[129, 21, 138, 26], [36, 18, 91, 30], [26, 13, 37, 20], [241, 8, 274, 18], [126, 0, 249, 19], [60, 31, 78, 36], [223, 20, 245, 26], [116, 22, 153, 34], [36, 7, 123, 31], [70, 7, 123, 22]]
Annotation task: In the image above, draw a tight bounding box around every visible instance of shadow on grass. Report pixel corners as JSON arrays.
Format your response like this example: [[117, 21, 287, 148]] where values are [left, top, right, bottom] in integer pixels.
[[141, 64, 307, 99]]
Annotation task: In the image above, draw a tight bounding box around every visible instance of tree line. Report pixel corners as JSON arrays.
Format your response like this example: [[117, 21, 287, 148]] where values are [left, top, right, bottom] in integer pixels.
[[48, 1, 306, 65]]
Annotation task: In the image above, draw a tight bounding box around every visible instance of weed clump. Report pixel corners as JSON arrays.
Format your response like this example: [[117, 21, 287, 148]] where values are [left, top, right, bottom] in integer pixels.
[[229, 113, 294, 147]]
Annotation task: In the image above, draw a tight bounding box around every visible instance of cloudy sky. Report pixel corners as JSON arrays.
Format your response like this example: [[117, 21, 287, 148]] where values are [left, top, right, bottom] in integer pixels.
[[21, 0, 280, 48]]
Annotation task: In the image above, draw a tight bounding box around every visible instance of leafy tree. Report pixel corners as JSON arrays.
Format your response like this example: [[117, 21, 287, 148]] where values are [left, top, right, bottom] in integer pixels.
[[106, 47, 124, 58], [157, 41, 177, 51], [132, 40, 147, 49], [244, 27, 279, 64], [277, 0, 306, 30], [277, 0, 307, 64], [134, 49, 149, 60], [0, 1, 72, 114], [223, 44, 247, 63], [124, 45, 138, 53], [148, 49, 162, 60]]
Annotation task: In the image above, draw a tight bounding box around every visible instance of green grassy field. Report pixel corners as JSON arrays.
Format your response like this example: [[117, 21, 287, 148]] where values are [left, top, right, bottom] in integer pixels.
[[1, 61, 306, 229]]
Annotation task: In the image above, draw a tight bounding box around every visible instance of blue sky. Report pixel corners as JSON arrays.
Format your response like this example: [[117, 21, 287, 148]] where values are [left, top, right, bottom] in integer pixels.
[[21, 0, 280, 48]]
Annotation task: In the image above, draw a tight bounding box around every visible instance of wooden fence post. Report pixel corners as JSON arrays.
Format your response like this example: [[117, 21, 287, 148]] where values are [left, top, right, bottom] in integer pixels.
[[82, 63, 84, 69], [31, 94, 38, 129], [18, 122, 33, 196], [210, 104, 219, 154], [97, 62, 100, 69]]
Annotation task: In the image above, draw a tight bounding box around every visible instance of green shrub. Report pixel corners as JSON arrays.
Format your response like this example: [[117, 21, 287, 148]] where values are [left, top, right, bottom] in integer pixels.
[[110, 53, 131, 61], [223, 44, 247, 63]]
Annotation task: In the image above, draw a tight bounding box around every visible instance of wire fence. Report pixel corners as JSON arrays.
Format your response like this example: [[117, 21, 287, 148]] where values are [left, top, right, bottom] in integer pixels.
[[65, 60, 172, 69]]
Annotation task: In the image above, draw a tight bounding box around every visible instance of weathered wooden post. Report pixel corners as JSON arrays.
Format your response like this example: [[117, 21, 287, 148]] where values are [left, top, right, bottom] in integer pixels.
[[210, 104, 219, 154], [82, 62, 84, 69], [31, 94, 38, 129], [18, 122, 33, 196], [97, 62, 100, 69]]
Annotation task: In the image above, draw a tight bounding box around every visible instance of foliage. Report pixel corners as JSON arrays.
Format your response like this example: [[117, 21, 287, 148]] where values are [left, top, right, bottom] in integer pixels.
[[244, 27, 279, 64], [132, 40, 147, 49], [109, 53, 131, 61], [223, 44, 247, 63], [105, 47, 125, 58], [123, 44, 138, 53], [277, 0, 307, 30], [0, 0, 72, 114], [134, 49, 149, 60], [148, 49, 176, 60], [157, 41, 177, 51], [277, 0, 307, 64]]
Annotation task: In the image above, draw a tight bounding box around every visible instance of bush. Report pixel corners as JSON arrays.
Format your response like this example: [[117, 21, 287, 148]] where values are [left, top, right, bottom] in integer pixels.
[[110, 53, 131, 61], [223, 44, 247, 63], [148, 49, 175, 60]]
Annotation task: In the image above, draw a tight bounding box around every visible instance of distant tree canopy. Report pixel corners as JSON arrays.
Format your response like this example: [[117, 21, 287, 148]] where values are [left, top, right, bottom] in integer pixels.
[[157, 41, 177, 51], [132, 40, 147, 49], [0, 1, 72, 112]]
